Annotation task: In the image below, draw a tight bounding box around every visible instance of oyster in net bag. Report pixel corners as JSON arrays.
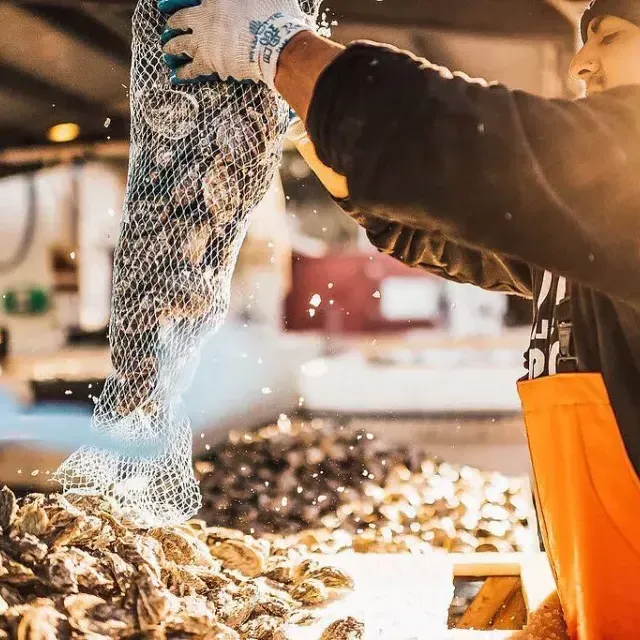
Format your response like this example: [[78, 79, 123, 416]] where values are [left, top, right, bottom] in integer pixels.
[[55, 0, 319, 527]]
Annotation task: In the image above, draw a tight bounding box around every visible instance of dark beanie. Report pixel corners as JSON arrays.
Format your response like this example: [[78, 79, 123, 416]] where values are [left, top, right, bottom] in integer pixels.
[[581, 0, 640, 42]]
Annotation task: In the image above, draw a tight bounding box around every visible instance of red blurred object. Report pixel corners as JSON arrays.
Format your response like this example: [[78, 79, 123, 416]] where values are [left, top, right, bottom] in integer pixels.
[[284, 251, 442, 334]]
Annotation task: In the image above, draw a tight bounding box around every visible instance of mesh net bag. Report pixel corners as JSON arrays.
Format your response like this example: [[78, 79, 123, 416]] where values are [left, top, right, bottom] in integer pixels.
[[54, 0, 319, 527]]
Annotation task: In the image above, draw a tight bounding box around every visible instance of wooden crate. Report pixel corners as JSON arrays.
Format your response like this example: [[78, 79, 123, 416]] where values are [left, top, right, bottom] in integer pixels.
[[448, 553, 556, 638], [298, 552, 556, 639]]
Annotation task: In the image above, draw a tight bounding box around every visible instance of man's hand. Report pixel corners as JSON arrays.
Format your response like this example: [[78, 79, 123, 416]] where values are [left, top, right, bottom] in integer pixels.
[[159, 0, 314, 89]]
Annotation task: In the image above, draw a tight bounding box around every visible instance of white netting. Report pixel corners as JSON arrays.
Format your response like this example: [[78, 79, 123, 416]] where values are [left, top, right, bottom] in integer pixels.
[[54, 0, 319, 527]]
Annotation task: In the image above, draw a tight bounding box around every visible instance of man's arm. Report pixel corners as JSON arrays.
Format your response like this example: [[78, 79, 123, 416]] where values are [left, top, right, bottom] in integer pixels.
[[289, 112, 531, 296], [276, 32, 344, 122], [349, 205, 533, 297], [276, 34, 640, 307]]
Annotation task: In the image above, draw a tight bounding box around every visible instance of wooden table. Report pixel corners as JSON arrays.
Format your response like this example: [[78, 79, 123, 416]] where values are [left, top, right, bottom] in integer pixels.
[[2, 346, 111, 383]]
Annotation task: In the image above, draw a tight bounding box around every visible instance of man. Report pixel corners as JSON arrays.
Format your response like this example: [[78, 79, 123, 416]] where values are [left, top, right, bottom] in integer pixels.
[[160, 0, 640, 636]]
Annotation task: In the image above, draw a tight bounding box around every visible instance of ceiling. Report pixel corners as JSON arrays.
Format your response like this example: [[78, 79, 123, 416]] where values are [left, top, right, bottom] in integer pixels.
[[1, 0, 585, 153]]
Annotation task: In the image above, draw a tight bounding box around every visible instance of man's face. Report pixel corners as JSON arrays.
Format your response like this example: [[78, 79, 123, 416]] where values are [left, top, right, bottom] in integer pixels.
[[570, 15, 640, 96]]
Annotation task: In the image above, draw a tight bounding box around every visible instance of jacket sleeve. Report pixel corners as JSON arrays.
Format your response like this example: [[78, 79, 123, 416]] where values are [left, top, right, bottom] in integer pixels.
[[336, 197, 532, 297], [306, 41, 640, 307]]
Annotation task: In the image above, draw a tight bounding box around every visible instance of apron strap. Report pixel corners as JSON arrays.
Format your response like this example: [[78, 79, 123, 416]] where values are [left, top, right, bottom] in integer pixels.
[[556, 295, 579, 373]]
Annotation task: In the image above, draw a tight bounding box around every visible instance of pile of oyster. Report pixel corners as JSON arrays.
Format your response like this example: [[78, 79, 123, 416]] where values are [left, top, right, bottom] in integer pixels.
[[0, 488, 361, 639], [197, 420, 533, 553]]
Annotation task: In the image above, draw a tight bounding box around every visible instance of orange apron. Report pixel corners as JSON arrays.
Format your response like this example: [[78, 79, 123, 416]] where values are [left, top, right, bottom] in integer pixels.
[[518, 372, 640, 639]]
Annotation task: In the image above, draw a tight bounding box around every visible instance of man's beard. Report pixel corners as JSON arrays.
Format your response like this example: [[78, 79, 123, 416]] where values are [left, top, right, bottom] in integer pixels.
[[586, 75, 606, 95]]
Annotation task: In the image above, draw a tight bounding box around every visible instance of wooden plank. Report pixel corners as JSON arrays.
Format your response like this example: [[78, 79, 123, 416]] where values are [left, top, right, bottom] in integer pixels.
[[451, 553, 525, 578], [457, 577, 521, 629], [451, 553, 557, 615], [491, 583, 528, 630], [450, 553, 559, 638], [519, 554, 556, 612]]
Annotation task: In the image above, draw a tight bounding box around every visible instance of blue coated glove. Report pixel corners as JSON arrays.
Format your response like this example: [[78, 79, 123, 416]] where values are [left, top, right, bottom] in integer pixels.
[[158, 0, 315, 89]]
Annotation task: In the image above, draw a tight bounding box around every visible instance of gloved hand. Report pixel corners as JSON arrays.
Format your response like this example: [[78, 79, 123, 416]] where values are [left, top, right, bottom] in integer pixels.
[[159, 0, 315, 89]]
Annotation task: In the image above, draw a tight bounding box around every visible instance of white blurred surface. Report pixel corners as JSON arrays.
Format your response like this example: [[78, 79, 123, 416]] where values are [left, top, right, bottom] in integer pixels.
[[185, 323, 323, 452], [293, 553, 454, 640], [298, 350, 525, 415]]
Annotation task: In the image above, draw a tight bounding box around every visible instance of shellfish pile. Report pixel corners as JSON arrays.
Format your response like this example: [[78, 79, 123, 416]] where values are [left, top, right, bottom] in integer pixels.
[[0, 488, 361, 639]]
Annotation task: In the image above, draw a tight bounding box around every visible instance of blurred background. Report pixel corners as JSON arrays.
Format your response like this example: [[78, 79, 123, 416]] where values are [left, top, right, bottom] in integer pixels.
[[0, 0, 588, 563]]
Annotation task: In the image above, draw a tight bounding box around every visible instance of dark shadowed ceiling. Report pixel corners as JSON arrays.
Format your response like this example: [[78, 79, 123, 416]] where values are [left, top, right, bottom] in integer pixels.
[[1, 0, 585, 150]]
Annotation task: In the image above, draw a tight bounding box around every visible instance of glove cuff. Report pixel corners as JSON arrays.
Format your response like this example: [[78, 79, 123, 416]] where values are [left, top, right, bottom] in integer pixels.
[[286, 115, 306, 143], [250, 12, 312, 90]]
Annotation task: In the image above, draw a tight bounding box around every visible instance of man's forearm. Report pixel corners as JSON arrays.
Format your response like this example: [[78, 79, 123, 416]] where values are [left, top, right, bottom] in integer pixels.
[[284, 36, 640, 306], [274, 32, 531, 298], [274, 31, 344, 122]]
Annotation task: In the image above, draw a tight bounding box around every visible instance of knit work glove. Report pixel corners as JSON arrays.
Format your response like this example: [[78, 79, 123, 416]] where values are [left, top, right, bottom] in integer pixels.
[[159, 0, 314, 89]]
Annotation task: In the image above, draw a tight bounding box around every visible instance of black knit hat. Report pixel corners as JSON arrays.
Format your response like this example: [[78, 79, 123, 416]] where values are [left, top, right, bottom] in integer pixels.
[[581, 0, 640, 43]]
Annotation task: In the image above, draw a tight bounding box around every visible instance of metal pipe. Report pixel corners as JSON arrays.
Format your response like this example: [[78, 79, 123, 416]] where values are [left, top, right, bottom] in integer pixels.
[[0, 140, 129, 166]]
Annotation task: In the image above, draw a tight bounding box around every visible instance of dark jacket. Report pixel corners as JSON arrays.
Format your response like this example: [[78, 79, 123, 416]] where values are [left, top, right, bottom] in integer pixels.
[[306, 41, 640, 473]]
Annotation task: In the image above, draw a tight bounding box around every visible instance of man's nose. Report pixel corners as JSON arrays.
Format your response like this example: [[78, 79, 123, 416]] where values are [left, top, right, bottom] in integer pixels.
[[569, 45, 600, 81]]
